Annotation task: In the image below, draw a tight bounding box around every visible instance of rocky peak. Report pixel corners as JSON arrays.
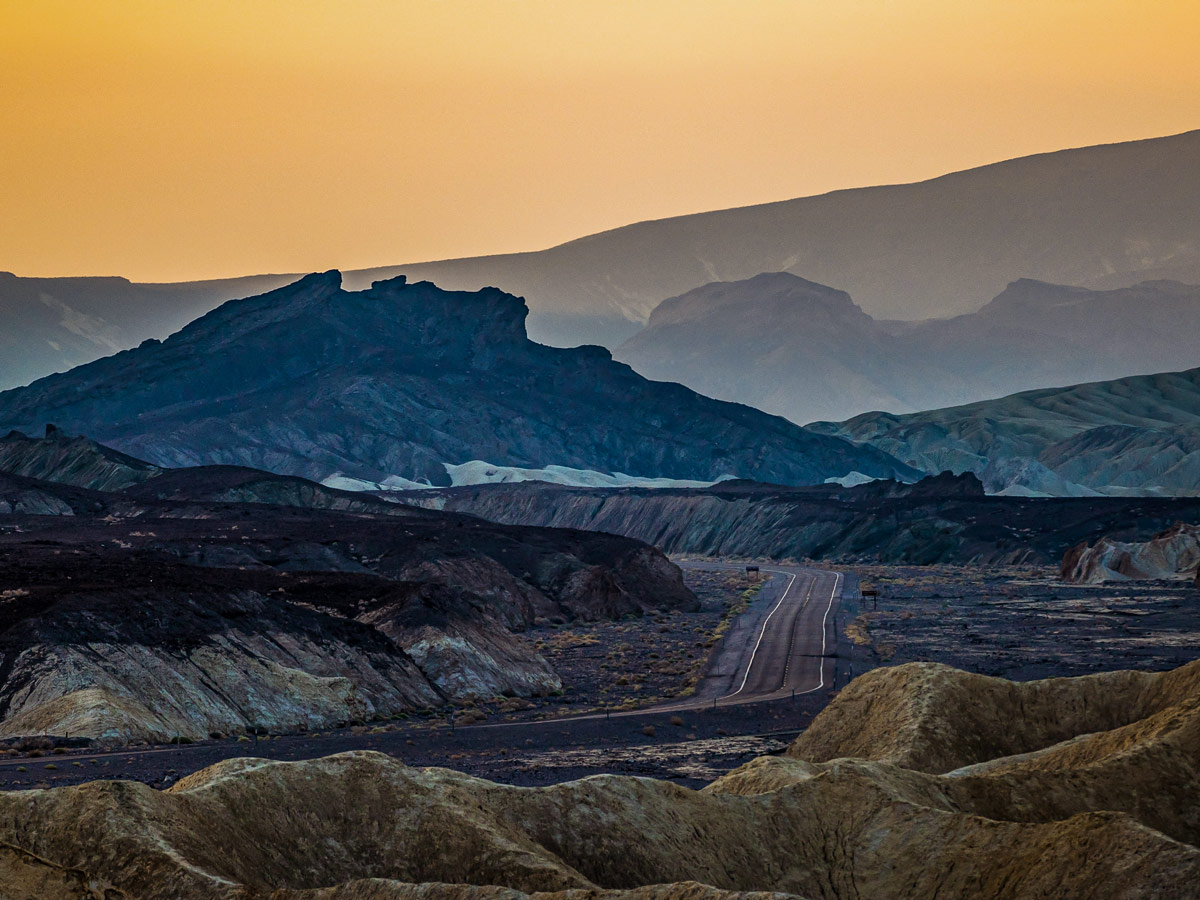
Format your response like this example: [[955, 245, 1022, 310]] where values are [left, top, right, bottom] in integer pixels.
[[361, 276, 530, 368]]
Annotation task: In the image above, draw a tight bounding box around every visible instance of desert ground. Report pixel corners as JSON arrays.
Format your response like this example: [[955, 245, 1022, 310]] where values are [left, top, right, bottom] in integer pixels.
[[2, 561, 1193, 793]]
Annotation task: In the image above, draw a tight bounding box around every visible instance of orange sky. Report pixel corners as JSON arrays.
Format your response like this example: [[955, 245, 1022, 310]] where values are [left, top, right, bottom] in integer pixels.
[[3, 0, 1198, 282]]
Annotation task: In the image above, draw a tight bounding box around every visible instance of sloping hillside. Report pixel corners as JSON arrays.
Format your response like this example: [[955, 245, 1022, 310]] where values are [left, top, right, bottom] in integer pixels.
[[399, 475, 1200, 566], [812, 367, 1200, 495], [375, 128, 1200, 327], [0, 270, 296, 389], [0, 434, 697, 741]]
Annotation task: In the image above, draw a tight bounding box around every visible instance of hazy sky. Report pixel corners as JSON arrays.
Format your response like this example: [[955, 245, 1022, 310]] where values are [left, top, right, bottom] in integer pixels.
[[4, 1, 1198, 282]]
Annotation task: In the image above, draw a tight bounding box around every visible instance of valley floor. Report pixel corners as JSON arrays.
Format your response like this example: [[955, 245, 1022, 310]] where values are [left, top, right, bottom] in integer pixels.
[[841, 564, 1200, 682], [1, 563, 1195, 793]]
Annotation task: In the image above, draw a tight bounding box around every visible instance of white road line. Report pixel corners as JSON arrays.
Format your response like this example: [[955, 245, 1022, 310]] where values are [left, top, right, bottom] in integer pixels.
[[726, 568, 796, 697], [793, 571, 842, 696]]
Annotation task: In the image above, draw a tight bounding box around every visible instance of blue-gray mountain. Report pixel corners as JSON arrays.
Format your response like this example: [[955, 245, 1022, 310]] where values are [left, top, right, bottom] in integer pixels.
[[4, 128, 1198, 388], [615, 273, 1200, 425], [0, 273, 915, 488]]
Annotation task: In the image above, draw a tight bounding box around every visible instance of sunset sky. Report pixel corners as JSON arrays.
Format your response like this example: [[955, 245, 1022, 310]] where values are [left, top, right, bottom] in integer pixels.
[[3, 0, 1198, 282]]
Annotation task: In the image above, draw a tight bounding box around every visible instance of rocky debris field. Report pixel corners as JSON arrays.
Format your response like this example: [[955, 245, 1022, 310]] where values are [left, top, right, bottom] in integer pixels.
[[1, 658, 1198, 900], [836, 564, 1200, 682]]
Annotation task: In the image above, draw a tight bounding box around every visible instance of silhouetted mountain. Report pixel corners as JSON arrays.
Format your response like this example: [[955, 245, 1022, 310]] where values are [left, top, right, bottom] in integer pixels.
[[811, 367, 1200, 496], [3, 129, 1198, 388], [0, 273, 915, 488], [616, 273, 1200, 424]]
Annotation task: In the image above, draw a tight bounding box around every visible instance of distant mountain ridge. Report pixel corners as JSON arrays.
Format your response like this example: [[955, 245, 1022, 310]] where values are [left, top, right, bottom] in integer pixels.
[[616, 273, 1200, 424], [811, 367, 1200, 496], [0, 273, 916, 488], [3, 128, 1198, 387]]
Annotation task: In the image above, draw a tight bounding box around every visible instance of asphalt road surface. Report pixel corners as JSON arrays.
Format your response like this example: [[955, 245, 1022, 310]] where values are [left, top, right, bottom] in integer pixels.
[[675, 562, 844, 709]]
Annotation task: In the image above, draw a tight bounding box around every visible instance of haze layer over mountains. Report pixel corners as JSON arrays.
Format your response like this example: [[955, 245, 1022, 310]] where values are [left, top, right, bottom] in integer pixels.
[[3, 128, 1198, 388], [617, 273, 1200, 424]]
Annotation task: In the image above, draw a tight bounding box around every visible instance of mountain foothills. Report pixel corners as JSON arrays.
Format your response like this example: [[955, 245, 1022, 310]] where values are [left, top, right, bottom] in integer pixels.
[[0, 272, 914, 488], [1, 659, 1197, 899], [616, 273, 1200, 425], [811, 366, 1200, 496], [3, 128, 1198, 386], [0, 429, 695, 742]]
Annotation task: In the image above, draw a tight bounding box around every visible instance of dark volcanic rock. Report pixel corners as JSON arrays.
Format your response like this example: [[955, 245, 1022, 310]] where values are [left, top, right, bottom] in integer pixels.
[[0, 272, 915, 488]]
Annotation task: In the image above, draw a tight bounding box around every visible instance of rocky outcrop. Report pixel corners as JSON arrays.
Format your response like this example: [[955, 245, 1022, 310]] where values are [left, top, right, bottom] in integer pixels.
[[0, 273, 916, 488], [0, 424, 160, 490], [814, 366, 1200, 496], [1062, 521, 1200, 584], [3, 660, 1200, 899]]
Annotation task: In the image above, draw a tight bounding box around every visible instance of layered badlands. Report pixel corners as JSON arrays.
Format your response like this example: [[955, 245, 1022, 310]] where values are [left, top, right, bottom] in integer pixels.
[[0, 660, 1197, 899]]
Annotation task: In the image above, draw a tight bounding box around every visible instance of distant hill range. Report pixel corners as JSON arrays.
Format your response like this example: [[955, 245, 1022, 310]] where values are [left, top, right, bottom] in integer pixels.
[[3, 128, 1198, 388], [0, 273, 915, 488], [810, 367, 1200, 496], [616, 272, 1200, 424]]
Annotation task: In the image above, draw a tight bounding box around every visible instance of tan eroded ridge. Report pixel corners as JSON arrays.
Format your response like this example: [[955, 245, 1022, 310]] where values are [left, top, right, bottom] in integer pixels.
[[0, 659, 1197, 900]]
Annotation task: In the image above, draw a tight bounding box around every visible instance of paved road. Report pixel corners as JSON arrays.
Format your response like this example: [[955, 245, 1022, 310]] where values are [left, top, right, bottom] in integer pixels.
[[674, 562, 843, 709]]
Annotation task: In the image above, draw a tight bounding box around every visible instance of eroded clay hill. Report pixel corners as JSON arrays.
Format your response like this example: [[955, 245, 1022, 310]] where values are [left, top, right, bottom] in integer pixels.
[[1, 660, 1197, 899]]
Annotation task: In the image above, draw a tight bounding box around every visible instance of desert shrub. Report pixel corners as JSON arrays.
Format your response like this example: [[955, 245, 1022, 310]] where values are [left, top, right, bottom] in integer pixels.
[[641, 725, 656, 737], [669, 715, 685, 727]]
